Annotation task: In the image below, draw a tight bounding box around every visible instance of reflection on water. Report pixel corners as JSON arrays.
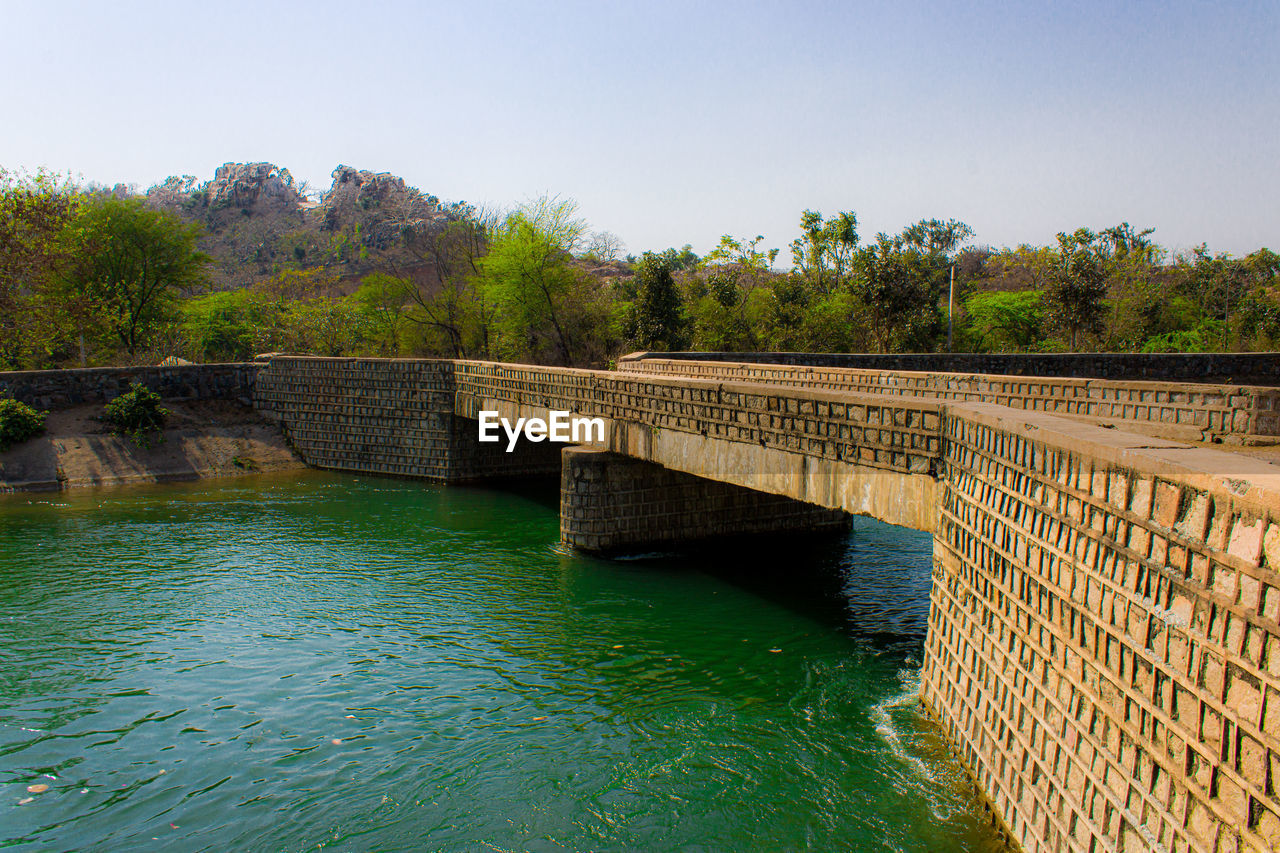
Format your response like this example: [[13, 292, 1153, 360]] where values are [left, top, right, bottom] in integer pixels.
[[0, 472, 1005, 852]]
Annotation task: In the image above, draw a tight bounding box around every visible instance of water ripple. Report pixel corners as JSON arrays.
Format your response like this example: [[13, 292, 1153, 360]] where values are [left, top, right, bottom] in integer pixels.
[[0, 474, 1004, 852]]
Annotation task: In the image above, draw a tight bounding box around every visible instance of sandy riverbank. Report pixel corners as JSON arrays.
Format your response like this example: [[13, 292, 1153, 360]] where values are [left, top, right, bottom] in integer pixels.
[[0, 398, 306, 492]]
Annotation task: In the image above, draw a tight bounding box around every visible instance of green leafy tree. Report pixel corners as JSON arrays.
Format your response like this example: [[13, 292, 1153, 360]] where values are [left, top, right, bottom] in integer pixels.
[[900, 218, 974, 256], [1092, 222, 1165, 350], [704, 235, 776, 313], [789, 209, 858, 295], [852, 234, 944, 352], [1046, 229, 1108, 350], [0, 168, 80, 368], [352, 273, 410, 356], [963, 290, 1046, 351], [632, 252, 685, 350], [395, 209, 496, 358], [479, 196, 589, 365], [59, 196, 209, 356], [681, 234, 778, 350], [659, 244, 700, 272], [1173, 245, 1280, 350], [180, 290, 256, 361]]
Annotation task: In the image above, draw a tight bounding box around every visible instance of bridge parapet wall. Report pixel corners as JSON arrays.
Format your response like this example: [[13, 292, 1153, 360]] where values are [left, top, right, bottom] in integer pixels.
[[928, 404, 1280, 852], [620, 350, 1280, 386], [452, 360, 943, 477], [619, 357, 1280, 440], [253, 357, 561, 481], [0, 362, 261, 410]]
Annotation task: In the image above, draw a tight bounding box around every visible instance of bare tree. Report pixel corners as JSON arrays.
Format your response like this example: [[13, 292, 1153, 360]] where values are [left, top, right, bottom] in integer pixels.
[[585, 230, 624, 262]]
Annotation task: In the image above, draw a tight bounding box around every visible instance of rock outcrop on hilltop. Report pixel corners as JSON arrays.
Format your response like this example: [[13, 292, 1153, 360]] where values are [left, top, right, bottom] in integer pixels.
[[318, 165, 447, 249], [206, 162, 304, 210], [143, 161, 460, 290]]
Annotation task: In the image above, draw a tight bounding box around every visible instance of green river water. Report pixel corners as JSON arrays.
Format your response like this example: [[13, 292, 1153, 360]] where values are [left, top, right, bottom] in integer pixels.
[[0, 472, 1005, 852]]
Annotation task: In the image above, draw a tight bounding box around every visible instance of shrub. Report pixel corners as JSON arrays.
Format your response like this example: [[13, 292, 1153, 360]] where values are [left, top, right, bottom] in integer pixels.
[[0, 395, 47, 451], [103, 383, 170, 446]]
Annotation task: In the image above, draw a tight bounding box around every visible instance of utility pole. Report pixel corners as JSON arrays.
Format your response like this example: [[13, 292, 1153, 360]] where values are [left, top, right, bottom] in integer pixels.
[[947, 264, 955, 351]]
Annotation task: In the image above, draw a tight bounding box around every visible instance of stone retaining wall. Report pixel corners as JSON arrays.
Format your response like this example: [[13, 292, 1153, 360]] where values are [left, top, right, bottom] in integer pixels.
[[621, 351, 1280, 386], [254, 357, 456, 479], [925, 405, 1280, 852], [619, 358, 1280, 441], [560, 447, 850, 552], [0, 363, 261, 409], [252, 357, 559, 482]]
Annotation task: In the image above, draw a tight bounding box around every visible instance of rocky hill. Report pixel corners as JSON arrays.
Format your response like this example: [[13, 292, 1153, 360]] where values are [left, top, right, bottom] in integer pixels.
[[145, 162, 457, 292]]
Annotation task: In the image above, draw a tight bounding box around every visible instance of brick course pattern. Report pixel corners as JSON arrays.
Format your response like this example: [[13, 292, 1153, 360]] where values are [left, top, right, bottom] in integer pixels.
[[0, 363, 261, 409], [452, 360, 943, 477], [252, 357, 564, 481], [619, 357, 1280, 440], [622, 351, 1280, 386], [254, 357, 457, 479], [560, 447, 850, 552], [925, 407, 1280, 853]]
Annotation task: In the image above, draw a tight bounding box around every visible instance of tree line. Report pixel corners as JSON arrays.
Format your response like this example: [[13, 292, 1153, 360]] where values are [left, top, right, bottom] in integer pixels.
[[2, 167, 1277, 371]]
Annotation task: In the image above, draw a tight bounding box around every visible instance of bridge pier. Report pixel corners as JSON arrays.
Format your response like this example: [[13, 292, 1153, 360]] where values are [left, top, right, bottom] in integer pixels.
[[559, 446, 850, 553], [447, 416, 562, 482]]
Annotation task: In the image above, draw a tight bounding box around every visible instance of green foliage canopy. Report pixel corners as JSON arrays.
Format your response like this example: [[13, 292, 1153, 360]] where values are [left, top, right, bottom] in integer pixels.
[[59, 196, 209, 355]]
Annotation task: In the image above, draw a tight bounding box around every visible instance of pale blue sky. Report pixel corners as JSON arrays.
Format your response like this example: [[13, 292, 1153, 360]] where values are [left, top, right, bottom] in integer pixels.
[[4, 0, 1276, 258]]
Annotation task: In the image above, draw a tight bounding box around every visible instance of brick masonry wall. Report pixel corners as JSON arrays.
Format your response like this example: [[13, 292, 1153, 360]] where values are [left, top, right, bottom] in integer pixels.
[[924, 406, 1280, 853], [560, 447, 850, 552], [453, 360, 943, 478], [254, 357, 457, 480], [0, 363, 262, 409], [619, 358, 1280, 440], [253, 357, 561, 482], [449, 415, 564, 481], [621, 351, 1280, 386]]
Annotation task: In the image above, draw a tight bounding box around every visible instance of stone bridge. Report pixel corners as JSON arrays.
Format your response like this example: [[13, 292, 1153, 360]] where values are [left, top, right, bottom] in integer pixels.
[[252, 354, 1280, 853]]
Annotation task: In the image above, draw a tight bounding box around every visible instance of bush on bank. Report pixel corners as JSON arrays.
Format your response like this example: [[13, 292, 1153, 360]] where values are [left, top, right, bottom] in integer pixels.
[[102, 383, 170, 446], [0, 396, 47, 451]]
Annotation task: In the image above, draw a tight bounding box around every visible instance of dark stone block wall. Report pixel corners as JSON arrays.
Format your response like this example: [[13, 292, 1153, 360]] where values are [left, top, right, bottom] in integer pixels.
[[0, 363, 262, 409], [254, 357, 559, 482], [449, 415, 564, 482], [559, 446, 851, 553], [254, 357, 457, 479], [622, 351, 1280, 386]]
